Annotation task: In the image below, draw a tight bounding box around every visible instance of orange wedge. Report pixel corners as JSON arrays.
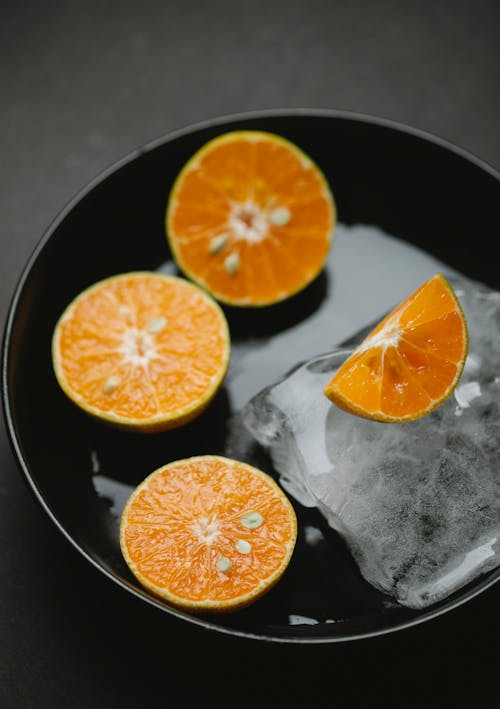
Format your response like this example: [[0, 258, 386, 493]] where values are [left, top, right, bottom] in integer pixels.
[[52, 272, 230, 432], [324, 273, 468, 422], [166, 130, 335, 306], [120, 455, 297, 612]]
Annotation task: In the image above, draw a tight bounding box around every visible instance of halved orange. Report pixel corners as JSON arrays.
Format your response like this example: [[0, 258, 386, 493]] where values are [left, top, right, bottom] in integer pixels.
[[52, 272, 230, 432], [166, 130, 336, 306], [324, 273, 468, 422], [120, 455, 297, 612]]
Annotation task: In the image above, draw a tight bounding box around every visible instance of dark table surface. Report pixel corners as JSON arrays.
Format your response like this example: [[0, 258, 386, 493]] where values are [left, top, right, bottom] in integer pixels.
[[1, 2, 499, 707]]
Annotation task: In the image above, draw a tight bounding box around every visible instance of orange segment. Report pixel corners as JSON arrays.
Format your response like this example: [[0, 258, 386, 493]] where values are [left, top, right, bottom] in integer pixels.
[[120, 456, 298, 612], [52, 272, 230, 431], [324, 274, 468, 422], [166, 131, 336, 306]]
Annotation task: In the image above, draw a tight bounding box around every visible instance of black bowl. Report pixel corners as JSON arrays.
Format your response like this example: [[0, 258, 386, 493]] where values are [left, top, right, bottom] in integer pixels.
[[3, 109, 499, 643]]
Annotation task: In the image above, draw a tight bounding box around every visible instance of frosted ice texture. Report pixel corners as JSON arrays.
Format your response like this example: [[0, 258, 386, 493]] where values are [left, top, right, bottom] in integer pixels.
[[242, 275, 500, 608]]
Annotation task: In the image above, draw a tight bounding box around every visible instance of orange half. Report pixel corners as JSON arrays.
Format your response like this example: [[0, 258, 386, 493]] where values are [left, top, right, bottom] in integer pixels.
[[52, 272, 230, 432], [120, 455, 298, 612], [324, 273, 468, 422], [166, 130, 335, 306]]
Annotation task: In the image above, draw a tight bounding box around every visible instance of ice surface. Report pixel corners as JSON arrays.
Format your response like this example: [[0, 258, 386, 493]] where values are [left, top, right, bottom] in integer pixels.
[[242, 275, 500, 609]]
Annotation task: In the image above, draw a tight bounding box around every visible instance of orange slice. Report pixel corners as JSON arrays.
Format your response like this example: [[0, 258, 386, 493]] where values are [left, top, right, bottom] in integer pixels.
[[120, 455, 297, 612], [166, 130, 336, 306], [324, 273, 468, 422], [52, 272, 230, 432]]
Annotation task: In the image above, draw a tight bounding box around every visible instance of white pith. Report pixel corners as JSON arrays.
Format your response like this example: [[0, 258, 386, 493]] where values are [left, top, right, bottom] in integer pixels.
[[226, 199, 290, 245], [228, 200, 270, 243], [193, 516, 221, 544], [358, 313, 402, 354], [117, 327, 159, 368]]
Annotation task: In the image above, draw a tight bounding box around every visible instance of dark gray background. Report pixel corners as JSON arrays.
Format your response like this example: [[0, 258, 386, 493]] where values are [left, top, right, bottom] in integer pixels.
[[1, 1, 499, 707]]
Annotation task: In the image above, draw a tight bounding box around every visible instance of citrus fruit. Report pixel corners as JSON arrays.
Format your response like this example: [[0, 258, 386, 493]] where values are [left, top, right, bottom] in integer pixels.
[[166, 130, 335, 306], [52, 272, 230, 432], [324, 273, 468, 423], [120, 455, 298, 612]]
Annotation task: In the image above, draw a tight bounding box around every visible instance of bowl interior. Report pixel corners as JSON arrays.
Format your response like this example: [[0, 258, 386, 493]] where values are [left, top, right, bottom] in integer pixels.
[[4, 111, 500, 642]]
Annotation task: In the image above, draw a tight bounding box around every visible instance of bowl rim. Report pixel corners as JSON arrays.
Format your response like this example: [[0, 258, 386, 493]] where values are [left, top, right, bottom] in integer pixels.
[[2, 107, 500, 644]]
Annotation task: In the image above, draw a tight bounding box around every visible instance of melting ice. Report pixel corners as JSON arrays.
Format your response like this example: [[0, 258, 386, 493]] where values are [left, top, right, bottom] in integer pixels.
[[242, 275, 500, 609]]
